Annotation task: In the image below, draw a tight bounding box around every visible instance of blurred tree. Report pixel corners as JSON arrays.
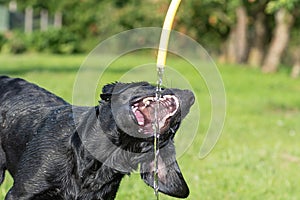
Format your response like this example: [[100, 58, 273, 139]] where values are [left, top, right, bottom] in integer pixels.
[[0, 0, 10, 5], [178, 0, 231, 54], [225, 2, 248, 64], [290, 9, 300, 78], [246, 0, 269, 67], [180, 0, 299, 72], [262, 0, 298, 73], [291, 48, 300, 78], [61, 0, 168, 42], [1, 0, 299, 72], [182, 0, 250, 63]]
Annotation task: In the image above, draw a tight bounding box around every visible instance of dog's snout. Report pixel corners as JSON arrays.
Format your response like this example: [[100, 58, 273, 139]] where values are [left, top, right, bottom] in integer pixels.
[[168, 89, 195, 108], [185, 90, 195, 106]]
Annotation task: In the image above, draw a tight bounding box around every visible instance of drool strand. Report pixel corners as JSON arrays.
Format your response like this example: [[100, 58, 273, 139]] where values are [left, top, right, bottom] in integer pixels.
[[153, 66, 164, 200]]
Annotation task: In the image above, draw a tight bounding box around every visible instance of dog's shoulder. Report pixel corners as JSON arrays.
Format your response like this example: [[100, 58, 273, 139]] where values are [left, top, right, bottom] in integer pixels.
[[0, 75, 28, 94], [36, 105, 93, 140], [0, 76, 67, 105]]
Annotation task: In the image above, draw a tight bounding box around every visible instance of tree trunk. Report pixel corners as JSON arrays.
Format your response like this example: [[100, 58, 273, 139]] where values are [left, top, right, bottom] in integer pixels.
[[54, 11, 62, 29], [40, 9, 48, 32], [224, 6, 248, 64], [235, 6, 248, 63], [24, 6, 33, 34], [225, 27, 237, 64], [291, 48, 300, 78], [262, 8, 293, 73], [248, 12, 266, 67]]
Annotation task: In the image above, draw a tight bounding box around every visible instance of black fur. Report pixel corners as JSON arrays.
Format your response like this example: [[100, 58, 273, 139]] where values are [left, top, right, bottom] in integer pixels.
[[0, 76, 194, 200]]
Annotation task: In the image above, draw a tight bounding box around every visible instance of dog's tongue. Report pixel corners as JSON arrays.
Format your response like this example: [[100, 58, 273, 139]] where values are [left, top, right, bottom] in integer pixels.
[[135, 110, 145, 126]]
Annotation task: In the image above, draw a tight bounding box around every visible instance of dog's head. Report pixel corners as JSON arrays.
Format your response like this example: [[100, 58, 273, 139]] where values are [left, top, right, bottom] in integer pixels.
[[100, 82, 194, 198]]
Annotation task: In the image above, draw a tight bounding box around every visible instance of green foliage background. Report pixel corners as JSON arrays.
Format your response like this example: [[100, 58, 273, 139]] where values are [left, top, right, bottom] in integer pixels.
[[0, 0, 299, 57]]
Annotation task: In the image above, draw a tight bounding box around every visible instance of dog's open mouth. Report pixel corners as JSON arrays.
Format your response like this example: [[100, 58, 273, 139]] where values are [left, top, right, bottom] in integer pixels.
[[131, 95, 179, 134]]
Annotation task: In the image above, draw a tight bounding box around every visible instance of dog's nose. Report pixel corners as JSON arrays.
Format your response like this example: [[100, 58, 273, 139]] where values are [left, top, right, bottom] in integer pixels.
[[184, 90, 195, 106]]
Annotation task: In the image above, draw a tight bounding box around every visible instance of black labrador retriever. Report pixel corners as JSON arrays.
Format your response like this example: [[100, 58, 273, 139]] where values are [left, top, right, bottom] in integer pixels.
[[0, 76, 194, 200]]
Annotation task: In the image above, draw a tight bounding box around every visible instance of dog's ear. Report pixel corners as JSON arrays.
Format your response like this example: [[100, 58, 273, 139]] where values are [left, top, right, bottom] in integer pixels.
[[140, 144, 189, 198], [140, 157, 189, 198], [100, 83, 117, 101], [100, 82, 151, 102]]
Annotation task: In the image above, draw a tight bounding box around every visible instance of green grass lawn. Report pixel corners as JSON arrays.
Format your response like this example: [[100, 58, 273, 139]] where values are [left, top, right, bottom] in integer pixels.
[[0, 53, 300, 200]]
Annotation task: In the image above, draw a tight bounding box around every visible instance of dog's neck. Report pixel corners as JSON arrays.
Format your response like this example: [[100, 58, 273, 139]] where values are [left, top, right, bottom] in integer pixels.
[[65, 131, 126, 199], [65, 106, 145, 199]]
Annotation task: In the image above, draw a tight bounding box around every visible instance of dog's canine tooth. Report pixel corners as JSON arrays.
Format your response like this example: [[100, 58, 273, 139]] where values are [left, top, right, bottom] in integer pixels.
[[131, 106, 138, 112], [145, 100, 150, 106], [143, 97, 155, 106]]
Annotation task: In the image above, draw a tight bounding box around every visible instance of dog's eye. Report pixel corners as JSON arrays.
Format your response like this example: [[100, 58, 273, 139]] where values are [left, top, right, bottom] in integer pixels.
[[100, 94, 111, 101]]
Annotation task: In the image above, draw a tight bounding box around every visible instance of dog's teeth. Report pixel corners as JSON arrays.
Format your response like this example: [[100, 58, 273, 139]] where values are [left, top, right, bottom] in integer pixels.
[[131, 106, 137, 112], [143, 97, 156, 107], [138, 121, 144, 126], [143, 98, 149, 106], [145, 100, 150, 106], [168, 100, 172, 106]]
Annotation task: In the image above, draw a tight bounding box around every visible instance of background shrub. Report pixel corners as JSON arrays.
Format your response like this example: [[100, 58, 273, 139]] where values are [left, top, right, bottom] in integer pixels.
[[0, 33, 6, 51], [0, 29, 81, 54], [28, 28, 82, 54], [1, 31, 27, 54]]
